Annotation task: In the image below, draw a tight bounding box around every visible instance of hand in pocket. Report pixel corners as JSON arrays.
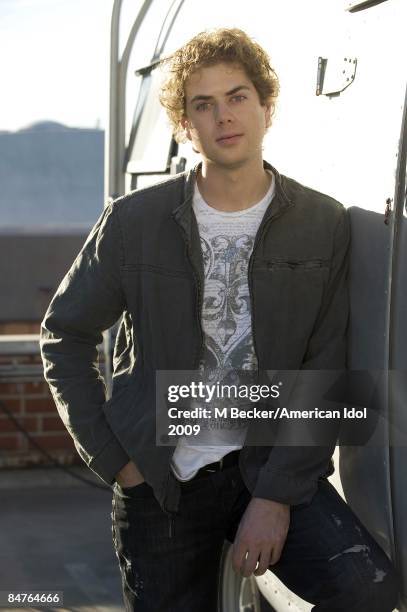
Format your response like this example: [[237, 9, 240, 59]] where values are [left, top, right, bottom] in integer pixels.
[[115, 460, 145, 488]]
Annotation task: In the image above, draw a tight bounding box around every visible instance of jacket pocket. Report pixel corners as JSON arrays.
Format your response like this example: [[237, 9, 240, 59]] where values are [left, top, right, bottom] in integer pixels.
[[251, 258, 330, 355], [265, 258, 329, 271], [121, 263, 189, 278]]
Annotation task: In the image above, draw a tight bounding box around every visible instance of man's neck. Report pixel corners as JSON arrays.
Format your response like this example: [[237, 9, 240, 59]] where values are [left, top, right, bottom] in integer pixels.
[[197, 158, 272, 212]]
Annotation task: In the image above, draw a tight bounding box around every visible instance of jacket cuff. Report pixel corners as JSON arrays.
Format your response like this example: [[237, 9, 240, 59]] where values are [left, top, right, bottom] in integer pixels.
[[252, 455, 335, 505], [252, 467, 320, 506], [89, 436, 130, 486]]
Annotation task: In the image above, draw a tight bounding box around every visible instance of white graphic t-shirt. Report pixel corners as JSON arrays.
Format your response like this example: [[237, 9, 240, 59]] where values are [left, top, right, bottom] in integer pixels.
[[171, 171, 275, 481]]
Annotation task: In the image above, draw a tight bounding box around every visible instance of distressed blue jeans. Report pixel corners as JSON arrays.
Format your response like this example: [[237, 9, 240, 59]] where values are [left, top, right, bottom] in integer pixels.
[[111, 465, 399, 612]]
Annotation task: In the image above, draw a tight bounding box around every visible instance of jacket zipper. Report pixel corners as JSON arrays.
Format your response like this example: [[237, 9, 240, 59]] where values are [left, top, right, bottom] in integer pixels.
[[239, 206, 289, 485], [165, 508, 175, 538], [181, 226, 205, 368], [189, 243, 205, 369], [248, 208, 288, 374], [163, 225, 205, 534]]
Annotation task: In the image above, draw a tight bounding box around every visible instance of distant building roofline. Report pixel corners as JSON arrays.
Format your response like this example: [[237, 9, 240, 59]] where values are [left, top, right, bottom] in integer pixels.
[[0, 224, 93, 235], [0, 121, 104, 134]]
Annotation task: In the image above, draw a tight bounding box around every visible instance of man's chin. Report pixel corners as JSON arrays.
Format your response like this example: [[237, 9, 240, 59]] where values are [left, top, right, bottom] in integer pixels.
[[203, 153, 252, 171]]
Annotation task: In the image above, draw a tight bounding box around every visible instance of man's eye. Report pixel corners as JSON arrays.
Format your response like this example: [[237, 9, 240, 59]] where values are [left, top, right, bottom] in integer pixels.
[[196, 102, 211, 111], [231, 95, 246, 103]]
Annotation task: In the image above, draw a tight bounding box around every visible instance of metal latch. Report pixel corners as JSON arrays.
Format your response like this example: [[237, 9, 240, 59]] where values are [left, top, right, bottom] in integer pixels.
[[170, 156, 186, 174], [384, 197, 393, 225], [316, 56, 357, 97]]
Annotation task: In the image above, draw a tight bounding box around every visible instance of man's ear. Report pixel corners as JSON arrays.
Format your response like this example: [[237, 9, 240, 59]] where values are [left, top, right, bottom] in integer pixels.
[[265, 103, 273, 129], [181, 116, 192, 141]]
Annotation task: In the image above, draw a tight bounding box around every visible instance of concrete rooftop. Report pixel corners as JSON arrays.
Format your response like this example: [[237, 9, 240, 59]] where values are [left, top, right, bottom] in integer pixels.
[[0, 465, 124, 612]]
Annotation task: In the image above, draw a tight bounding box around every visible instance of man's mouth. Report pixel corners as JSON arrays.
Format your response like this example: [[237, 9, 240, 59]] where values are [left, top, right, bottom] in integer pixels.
[[216, 133, 243, 144]]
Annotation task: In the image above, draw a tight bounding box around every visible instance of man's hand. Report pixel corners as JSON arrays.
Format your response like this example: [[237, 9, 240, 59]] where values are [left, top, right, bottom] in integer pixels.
[[232, 498, 290, 577], [115, 460, 145, 488]]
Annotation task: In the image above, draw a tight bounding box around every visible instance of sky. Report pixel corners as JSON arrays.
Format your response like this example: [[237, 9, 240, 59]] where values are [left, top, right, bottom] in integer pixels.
[[0, 0, 358, 134], [0, 0, 112, 131], [0, 0, 404, 212], [0, 0, 347, 134]]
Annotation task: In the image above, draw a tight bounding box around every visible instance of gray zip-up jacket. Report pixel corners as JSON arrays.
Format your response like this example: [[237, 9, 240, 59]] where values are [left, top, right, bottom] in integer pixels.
[[40, 160, 350, 515]]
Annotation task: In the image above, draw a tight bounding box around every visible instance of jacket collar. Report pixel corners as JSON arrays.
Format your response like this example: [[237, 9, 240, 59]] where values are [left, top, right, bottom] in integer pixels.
[[172, 159, 293, 226], [170, 159, 295, 318], [172, 160, 294, 246]]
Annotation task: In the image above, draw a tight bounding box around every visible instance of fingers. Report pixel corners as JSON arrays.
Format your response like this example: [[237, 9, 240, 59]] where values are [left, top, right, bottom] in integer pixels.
[[233, 539, 284, 577], [231, 496, 290, 577], [232, 540, 250, 575], [254, 548, 271, 576], [242, 544, 282, 577], [241, 548, 262, 578], [233, 541, 271, 577]]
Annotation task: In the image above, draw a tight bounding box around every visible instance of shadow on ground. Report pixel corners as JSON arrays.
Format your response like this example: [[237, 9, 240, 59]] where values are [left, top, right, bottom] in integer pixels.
[[0, 465, 124, 612]]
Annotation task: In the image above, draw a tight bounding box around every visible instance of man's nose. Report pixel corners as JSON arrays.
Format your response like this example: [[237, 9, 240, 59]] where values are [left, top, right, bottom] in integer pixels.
[[214, 103, 234, 124]]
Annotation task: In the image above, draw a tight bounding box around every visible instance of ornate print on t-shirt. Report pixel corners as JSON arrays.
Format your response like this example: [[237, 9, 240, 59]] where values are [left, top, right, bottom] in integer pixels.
[[170, 171, 275, 481], [200, 231, 258, 384]]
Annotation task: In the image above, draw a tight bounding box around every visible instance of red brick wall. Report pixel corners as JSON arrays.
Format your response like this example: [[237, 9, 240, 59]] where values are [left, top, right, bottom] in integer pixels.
[[0, 322, 41, 335], [0, 352, 81, 469]]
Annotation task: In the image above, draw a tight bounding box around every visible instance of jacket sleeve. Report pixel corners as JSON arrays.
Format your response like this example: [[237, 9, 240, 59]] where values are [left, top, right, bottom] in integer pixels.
[[252, 204, 350, 505], [40, 202, 130, 485]]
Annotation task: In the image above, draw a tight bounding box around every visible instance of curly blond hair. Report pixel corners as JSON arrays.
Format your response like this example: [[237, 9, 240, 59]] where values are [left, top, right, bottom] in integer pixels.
[[159, 28, 279, 143]]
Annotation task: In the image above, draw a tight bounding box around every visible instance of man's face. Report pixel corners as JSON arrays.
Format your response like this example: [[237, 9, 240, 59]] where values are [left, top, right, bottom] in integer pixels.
[[181, 62, 271, 170]]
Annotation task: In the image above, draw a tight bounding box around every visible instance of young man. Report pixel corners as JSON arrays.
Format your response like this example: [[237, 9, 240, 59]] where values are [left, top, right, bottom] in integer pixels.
[[40, 28, 398, 612]]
